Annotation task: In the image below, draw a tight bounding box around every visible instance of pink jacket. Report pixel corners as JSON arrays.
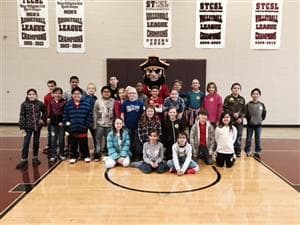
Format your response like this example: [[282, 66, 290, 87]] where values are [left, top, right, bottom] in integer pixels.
[[203, 93, 223, 124]]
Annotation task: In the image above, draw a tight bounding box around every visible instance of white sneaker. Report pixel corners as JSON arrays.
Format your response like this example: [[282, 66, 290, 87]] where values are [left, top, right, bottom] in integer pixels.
[[59, 155, 66, 161], [49, 157, 56, 162], [69, 158, 76, 164], [84, 157, 91, 163]]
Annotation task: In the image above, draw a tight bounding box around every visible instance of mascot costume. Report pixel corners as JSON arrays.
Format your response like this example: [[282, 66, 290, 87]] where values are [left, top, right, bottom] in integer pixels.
[[139, 56, 170, 100]]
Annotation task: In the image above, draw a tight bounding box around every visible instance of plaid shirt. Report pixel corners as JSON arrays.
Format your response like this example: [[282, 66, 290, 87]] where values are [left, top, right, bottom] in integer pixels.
[[138, 119, 161, 143], [163, 97, 185, 113]]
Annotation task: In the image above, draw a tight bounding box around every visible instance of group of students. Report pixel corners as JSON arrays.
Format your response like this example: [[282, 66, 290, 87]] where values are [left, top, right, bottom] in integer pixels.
[[16, 75, 267, 176]]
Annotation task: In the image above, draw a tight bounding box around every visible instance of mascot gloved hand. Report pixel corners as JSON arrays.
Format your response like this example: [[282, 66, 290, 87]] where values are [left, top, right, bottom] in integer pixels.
[[139, 56, 170, 100]]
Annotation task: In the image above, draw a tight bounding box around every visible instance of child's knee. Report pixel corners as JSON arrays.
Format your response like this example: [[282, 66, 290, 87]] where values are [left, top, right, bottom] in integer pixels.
[[105, 157, 116, 168], [122, 157, 130, 167]]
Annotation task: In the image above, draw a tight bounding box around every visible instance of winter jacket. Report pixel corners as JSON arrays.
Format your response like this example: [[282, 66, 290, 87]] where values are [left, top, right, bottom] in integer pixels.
[[19, 99, 46, 131], [63, 99, 93, 134], [107, 130, 131, 160], [190, 120, 215, 157]]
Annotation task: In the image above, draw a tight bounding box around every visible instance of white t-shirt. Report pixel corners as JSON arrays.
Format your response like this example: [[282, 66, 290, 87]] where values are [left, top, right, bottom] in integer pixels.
[[215, 126, 237, 154]]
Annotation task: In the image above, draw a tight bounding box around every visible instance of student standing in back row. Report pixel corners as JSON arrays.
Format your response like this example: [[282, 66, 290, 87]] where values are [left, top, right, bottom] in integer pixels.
[[244, 88, 267, 158], [223, 83, 246, 157]]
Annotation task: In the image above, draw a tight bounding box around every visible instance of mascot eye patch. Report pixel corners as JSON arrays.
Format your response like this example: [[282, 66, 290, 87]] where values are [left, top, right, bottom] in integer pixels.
[[146, 69, 162, 74]]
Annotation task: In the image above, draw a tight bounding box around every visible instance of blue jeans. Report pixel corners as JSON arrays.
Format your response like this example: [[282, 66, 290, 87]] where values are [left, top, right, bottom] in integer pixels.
[[138, 161, 168, 174], [21, 129, 41, 160], [244, 125, 262, 153], [233, 123, 243, 154], [50, 125, 65, 157], [167, 158, 198, 170]]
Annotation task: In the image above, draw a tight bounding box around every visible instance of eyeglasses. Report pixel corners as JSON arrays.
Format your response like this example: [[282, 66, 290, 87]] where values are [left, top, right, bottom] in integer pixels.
[[146, 69, 162, 74]]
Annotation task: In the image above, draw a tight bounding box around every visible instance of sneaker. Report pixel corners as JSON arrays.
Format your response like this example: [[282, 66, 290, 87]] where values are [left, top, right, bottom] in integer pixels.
[[32, 158, 41, 166], [69, 158, 77, 164], [236, 153, 241, 157], [93, 153, 100, 162], [49, 157, 56, 162], [84, 157, 91, 163], [16, 160, 28, 169], [204, 156, 213, 165], [59, 154, 67, 161], [254, 152, 261, 159], [186, 168, 197, 174], [42, 146, 49, 154]]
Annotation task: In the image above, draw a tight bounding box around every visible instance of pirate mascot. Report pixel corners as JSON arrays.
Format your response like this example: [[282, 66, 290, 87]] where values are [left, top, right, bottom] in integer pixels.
[[139, 56, 170, 100]]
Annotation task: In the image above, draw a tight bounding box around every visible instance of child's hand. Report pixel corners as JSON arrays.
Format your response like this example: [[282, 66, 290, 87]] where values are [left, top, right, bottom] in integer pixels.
[[117, 158, 124, 164], [151, 162, 158, 168], [20, 129, 26, 136], [177, 170, 184, 176], [233, 113, 239, 118], [47, 118, 51, 125], [58, 122, 63, 127]]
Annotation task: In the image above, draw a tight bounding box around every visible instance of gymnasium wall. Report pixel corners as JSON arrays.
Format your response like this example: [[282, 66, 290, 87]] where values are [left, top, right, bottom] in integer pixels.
[[0, 0, 299, 124]]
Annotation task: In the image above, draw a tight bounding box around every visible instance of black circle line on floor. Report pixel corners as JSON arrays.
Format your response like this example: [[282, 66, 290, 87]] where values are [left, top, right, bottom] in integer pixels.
[[104, 166, 221, 194]]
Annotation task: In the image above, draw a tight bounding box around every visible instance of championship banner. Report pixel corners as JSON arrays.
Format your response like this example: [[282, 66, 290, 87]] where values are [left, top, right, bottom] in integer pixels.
[[56, 0, 85, 53], [17, 0, 49, 48], [195, 0, 227, 48], [143, 0, 171, 48], [250, 0, 283, 49]]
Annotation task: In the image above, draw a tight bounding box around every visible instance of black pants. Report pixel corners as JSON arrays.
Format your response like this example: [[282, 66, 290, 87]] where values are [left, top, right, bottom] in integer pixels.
[[69, 135, 90, 159], [21, 129, 41, 159], [216, 152, 235, 168]]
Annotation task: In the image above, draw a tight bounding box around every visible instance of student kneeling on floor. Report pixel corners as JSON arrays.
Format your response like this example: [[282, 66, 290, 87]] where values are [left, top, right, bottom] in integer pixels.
[[103, 118, 131, 168]]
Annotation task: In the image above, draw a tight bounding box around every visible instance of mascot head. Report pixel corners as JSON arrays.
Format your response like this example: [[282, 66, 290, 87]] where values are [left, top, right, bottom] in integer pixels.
[[139, 56, 169, 88]]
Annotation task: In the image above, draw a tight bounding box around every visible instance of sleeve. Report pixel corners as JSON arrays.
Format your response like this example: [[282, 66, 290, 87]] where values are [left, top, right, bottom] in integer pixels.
[[155, 143, 164, 164], [215, 127, 220, 145], [40, 102, 47, 124], [208, 125, 216, 153], [172, 144, 180, 171], [86, 103, 94, 128], [217, 95, 223, 122], [121, 101, 126, 113], [162, 85, 170, 100], [137, 122, 144, 143], [179, 120, 185, 132], [93, 101, 98, 129], [107, 133, 119, 160], [200, 92, 205, 107], [262, 103, 267, 121], [163, 98, 169, 112], [245, 103, 250, 122], [181, 145, 193, 173], [178, 98, 185, 113], [63, 102, 70, 127], [223, 96, 230, 113], [120, 131, 131, 158], [156, 121, 162, 137], [142, 143, 152, 164], [232, 126, 237, 143], [189, 124, 197, 157], [139, 101, 144, 116], [240, 97, 246, 118], [19, 103, 25, 130]]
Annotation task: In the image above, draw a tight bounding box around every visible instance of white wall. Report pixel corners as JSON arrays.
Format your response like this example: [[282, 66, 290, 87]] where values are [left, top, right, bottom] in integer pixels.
[[0, 0, 299, 124]]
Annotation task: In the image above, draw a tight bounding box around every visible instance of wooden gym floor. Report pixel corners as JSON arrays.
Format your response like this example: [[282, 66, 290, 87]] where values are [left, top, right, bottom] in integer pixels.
[[0, 126, 299, 225]]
